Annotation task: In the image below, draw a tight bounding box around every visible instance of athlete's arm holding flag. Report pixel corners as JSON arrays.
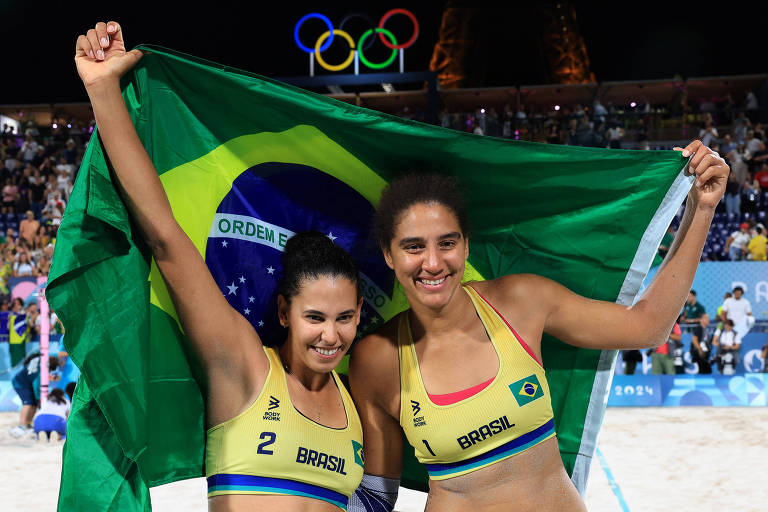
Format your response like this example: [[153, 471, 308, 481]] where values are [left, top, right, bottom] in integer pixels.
[[75, 21, 268, 426], [483, 140, 728, 353]]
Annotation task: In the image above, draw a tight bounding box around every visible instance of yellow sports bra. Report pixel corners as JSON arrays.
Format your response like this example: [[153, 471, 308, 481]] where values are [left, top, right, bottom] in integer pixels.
[[398, 284, 556, 480], [206, 346, 364, 510]]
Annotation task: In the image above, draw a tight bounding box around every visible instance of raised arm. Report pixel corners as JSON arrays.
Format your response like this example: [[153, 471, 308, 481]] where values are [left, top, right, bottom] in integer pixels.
[[75, 22, 267, 413], [500, 140, 728, 350]]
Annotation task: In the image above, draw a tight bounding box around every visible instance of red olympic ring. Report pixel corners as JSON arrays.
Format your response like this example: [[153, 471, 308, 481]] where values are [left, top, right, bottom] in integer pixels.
[[377, 8, 419, 50]]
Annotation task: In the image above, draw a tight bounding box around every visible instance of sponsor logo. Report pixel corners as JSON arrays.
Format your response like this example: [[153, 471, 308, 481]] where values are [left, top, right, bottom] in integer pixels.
[[263, 395, 281, 421], [457, 416, 515, 449], [410, 400, 421, 415], [296, 447, 347, 475], [509, 374, 545, 406], [352, 440, 365, 468], [268, 395, 280, 410]]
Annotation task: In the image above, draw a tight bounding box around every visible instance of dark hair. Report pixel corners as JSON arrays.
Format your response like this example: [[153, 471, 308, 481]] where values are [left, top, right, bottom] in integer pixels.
[[689, 290, 697, 296], [725, 319, 735, 327], [277, 231, 360, 303], [48, 388, 67, 405], [374, 173, 468, 248], [65, 381, 76, 401], [733, 286, 744, 293]]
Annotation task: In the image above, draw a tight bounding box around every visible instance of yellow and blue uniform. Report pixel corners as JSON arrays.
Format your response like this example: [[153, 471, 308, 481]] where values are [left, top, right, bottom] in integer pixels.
[[206, 346, 364, 510], [398, 284, 556, 480]]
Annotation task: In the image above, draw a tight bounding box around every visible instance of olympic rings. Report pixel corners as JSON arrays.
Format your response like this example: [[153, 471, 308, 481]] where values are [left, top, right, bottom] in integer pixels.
[[314, 30, 356, 72], [294, 13, 334, 54], [358, 28, 397, 70], [294, 9, 419, 72], [378, 9, 419, 50], [339, 13, 376, 52]]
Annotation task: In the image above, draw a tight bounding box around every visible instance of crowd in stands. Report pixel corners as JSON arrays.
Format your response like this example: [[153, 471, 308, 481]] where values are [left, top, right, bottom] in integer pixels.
[[0, 122, 85, 298]]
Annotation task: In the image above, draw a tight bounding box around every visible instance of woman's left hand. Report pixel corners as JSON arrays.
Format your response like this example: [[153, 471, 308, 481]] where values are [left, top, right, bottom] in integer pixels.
[[674, 140, 730, 210]]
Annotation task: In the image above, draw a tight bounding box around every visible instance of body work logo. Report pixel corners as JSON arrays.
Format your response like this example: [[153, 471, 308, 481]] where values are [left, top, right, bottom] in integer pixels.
[[204, 163, 395, 343], [510, 374, 544, 406], [268, 395, 280, 410]]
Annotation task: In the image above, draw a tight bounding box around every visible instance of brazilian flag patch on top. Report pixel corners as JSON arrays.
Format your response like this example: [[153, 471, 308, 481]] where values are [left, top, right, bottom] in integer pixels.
[[509, 374, 544, 406], [352, 440, 365, 468]]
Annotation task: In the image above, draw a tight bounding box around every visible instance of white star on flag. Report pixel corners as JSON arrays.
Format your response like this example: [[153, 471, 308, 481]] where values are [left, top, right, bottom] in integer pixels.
[[221, 240, 228, 247], [327, 232, 337, 242], [249, 296, 255, 303], [244, 308, 251, 315], [371, 317, 380, 324], [258, 320, 264, 327], [266, 266, 275, 275], [238, 276, 246, 283], [227, 282, 238, 295]]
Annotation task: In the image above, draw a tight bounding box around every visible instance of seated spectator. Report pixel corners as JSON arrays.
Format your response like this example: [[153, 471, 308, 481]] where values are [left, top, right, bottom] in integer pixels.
[[33, 388, 70, 442], [720, 134, 737, 156], [18, 210, 40, 246], [13, 251, 35, 277], [755, 163, 768, 189]]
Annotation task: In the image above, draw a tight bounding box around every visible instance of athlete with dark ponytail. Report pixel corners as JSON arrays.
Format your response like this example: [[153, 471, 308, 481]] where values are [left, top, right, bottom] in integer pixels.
[[75, 22, 364, 511]]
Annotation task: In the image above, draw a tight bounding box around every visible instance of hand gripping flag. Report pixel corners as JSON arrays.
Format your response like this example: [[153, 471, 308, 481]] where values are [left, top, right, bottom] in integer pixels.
[[47, 45, 691, 510]]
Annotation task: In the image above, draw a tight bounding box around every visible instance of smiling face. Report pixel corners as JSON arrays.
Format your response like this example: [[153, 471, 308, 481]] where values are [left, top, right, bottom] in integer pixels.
[[383, 202, 469, 311], [278, 275, 361, 375]]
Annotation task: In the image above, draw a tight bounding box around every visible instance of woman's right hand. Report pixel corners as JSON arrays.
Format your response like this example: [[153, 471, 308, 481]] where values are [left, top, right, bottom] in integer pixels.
[[75, 21, 143, 89]]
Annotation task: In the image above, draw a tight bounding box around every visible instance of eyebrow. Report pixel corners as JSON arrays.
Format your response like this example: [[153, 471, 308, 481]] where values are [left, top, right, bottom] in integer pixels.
[[303, 309, 357, 316], [398, 232, 462, 247]]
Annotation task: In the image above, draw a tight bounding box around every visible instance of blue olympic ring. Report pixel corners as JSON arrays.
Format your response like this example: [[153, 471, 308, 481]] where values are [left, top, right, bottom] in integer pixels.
[[294, 13, 334, 54]]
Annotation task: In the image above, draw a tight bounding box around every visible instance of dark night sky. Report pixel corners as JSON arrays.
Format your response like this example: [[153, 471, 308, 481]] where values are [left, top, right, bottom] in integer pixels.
[[3, 2, 767, 104]]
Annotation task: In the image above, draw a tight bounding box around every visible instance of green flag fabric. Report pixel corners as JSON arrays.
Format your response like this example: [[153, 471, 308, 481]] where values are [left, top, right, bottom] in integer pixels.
[[48, 45, 691, 510]]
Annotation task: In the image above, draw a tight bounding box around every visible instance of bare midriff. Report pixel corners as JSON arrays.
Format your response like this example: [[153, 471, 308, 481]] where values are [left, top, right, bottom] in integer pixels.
[[208, 494, 343, 512], [424, 437, 586, 512]]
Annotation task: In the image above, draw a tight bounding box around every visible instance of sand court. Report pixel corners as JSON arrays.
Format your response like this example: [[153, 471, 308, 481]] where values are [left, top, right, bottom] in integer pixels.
[[2, 407, 766, 511]]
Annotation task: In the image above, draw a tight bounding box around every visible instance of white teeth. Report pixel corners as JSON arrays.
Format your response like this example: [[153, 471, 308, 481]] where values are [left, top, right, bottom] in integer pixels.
[[421, 277, 446, 286], [314, 347, 339, 356]]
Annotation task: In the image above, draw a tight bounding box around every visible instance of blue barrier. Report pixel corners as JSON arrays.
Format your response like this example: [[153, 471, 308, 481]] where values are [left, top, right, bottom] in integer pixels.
[[608, 374, 768, 406], [645, 261, 768, 320]]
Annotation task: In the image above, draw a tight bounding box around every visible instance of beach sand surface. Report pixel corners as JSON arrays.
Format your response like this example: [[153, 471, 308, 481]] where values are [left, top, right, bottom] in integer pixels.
[[2, 407, 766, 511]]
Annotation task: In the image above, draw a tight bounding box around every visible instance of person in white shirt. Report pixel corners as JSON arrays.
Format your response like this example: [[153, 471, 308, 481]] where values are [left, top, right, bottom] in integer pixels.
[[33, 388, 70, 441], [720, 286, 753, 345]]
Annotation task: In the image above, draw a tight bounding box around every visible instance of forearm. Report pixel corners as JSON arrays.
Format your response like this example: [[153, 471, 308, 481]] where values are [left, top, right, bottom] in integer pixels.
[[85, 79, 178, 246], [632, 198, 714, 344]]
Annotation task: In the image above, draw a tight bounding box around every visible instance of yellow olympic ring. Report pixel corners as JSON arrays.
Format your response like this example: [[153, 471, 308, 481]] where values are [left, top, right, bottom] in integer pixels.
[[314, 29, 355, 72]]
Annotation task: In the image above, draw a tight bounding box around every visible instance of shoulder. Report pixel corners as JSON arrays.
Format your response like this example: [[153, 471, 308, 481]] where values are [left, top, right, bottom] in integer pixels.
[[349, 314, 400, 400], [473, 273, 562, 309]]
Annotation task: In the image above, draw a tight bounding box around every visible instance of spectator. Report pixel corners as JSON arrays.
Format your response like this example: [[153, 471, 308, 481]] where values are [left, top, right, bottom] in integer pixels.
[[746, 91, 759, 110], [2, 178, 18, 214], [721, 134, 737, 156], [720, 286, 753, 346], [19, 134, 38, 164], [699, 119, 718, 148], [651, 322, 680, 375], [690, 314, 713, 374], [622, 349, 642, 375], [33, 387, 70, 442], [18, 210, 39, 246], [653, 223, 676, 266], [733, 112, 750, 144], [763, 342, 768, 373], [606, 122, 624, 149], [754, 163, 768, 189], [723, 173, 741, 216], [725, 222, 750, 260], [9, 352, 60, 438], [681, 290, 706, 324], [748, 226, 767, 260], [713, 320, 740, 375], [13, 251, 35, 277]]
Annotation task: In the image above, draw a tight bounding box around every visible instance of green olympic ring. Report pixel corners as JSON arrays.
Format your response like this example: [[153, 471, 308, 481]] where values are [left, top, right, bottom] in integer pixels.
[[357, 28, 398, 70]]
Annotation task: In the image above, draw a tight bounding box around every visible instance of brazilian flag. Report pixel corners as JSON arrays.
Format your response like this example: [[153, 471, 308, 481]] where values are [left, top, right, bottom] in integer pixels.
[[48, 45, 691, 510]]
